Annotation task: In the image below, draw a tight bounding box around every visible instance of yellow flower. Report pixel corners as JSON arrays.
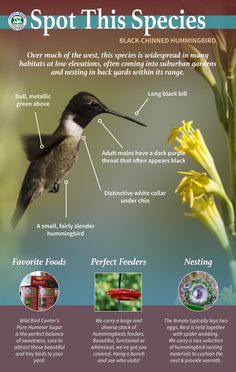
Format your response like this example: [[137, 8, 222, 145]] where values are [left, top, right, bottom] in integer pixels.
[[175, 171, 220, 207], [191, 195, 230, 251], [168, 121, 222, 186], [169, 122, 235, 235], [181, 42, 227, 128], [213, 30, 227, 72], [180, 43, 217, 88], [176, 170, 235, 235]]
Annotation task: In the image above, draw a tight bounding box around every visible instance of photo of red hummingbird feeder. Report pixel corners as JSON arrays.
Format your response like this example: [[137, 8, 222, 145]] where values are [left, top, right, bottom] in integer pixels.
[[106, 288, 141, 301], [106, 273, 141, 311], [95, 272, 142, 311]]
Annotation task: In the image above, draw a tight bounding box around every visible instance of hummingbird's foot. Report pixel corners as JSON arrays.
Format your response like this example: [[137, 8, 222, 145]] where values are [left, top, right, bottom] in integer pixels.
[[49, 182, 60, 193]]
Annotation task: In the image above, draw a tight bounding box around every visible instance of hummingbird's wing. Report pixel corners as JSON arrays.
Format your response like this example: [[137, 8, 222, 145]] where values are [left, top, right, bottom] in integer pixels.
[[22, 134, 67, 161], [12, 134, 69, 228]]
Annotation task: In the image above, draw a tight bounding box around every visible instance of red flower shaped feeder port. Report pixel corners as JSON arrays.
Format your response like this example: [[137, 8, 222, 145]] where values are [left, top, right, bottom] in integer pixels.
[[106, 288, 141, 301]]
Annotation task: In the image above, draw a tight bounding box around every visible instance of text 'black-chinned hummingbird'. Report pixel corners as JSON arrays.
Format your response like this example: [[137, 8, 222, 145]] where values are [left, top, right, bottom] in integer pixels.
[[11, 92, 147, 229]]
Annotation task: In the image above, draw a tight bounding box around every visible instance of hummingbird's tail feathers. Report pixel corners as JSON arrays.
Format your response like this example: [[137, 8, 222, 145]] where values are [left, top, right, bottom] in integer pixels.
[[11, 197, 31, 230], [11, 162, 45, 229], [22, 134, 66, 161]]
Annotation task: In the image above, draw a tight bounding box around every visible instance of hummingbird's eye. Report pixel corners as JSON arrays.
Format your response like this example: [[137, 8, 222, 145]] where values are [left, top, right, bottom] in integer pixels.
[[91, 101, 98, 107]]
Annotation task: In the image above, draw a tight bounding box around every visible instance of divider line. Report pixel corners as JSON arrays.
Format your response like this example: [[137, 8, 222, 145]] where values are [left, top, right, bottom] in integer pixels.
[[64, 180, 68, 218], [98, 119, 123, 149], [34, 111, 44, 149], [135, 97, 149, 116], [82, 136, 102, 191]]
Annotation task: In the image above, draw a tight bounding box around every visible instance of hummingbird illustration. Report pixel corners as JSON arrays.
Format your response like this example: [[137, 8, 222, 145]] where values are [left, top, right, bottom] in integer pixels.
[[11, 91, 146, 229]]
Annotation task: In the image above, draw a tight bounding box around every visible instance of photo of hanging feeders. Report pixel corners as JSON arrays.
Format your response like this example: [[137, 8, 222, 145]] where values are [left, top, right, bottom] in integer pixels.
[[95, 273, 142, 311]]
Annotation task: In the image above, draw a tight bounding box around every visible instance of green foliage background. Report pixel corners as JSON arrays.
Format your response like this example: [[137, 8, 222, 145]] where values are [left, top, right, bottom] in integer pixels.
[[95, 273, 142, 311]]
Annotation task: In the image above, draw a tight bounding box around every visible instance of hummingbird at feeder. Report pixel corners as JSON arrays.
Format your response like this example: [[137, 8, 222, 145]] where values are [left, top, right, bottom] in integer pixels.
[[11, 91, 147, 229]]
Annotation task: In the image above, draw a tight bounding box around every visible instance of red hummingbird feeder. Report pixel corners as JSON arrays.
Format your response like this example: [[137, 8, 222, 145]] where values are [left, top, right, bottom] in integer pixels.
[[106, 288, 141, 301]]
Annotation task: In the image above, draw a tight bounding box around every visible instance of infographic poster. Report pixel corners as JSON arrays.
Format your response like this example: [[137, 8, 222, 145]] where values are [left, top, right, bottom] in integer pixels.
[[0, 0, 235, 370]]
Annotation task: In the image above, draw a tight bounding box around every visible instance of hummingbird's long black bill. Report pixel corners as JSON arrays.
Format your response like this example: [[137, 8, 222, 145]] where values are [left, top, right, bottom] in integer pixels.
[[105, 108, 147, 127]]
